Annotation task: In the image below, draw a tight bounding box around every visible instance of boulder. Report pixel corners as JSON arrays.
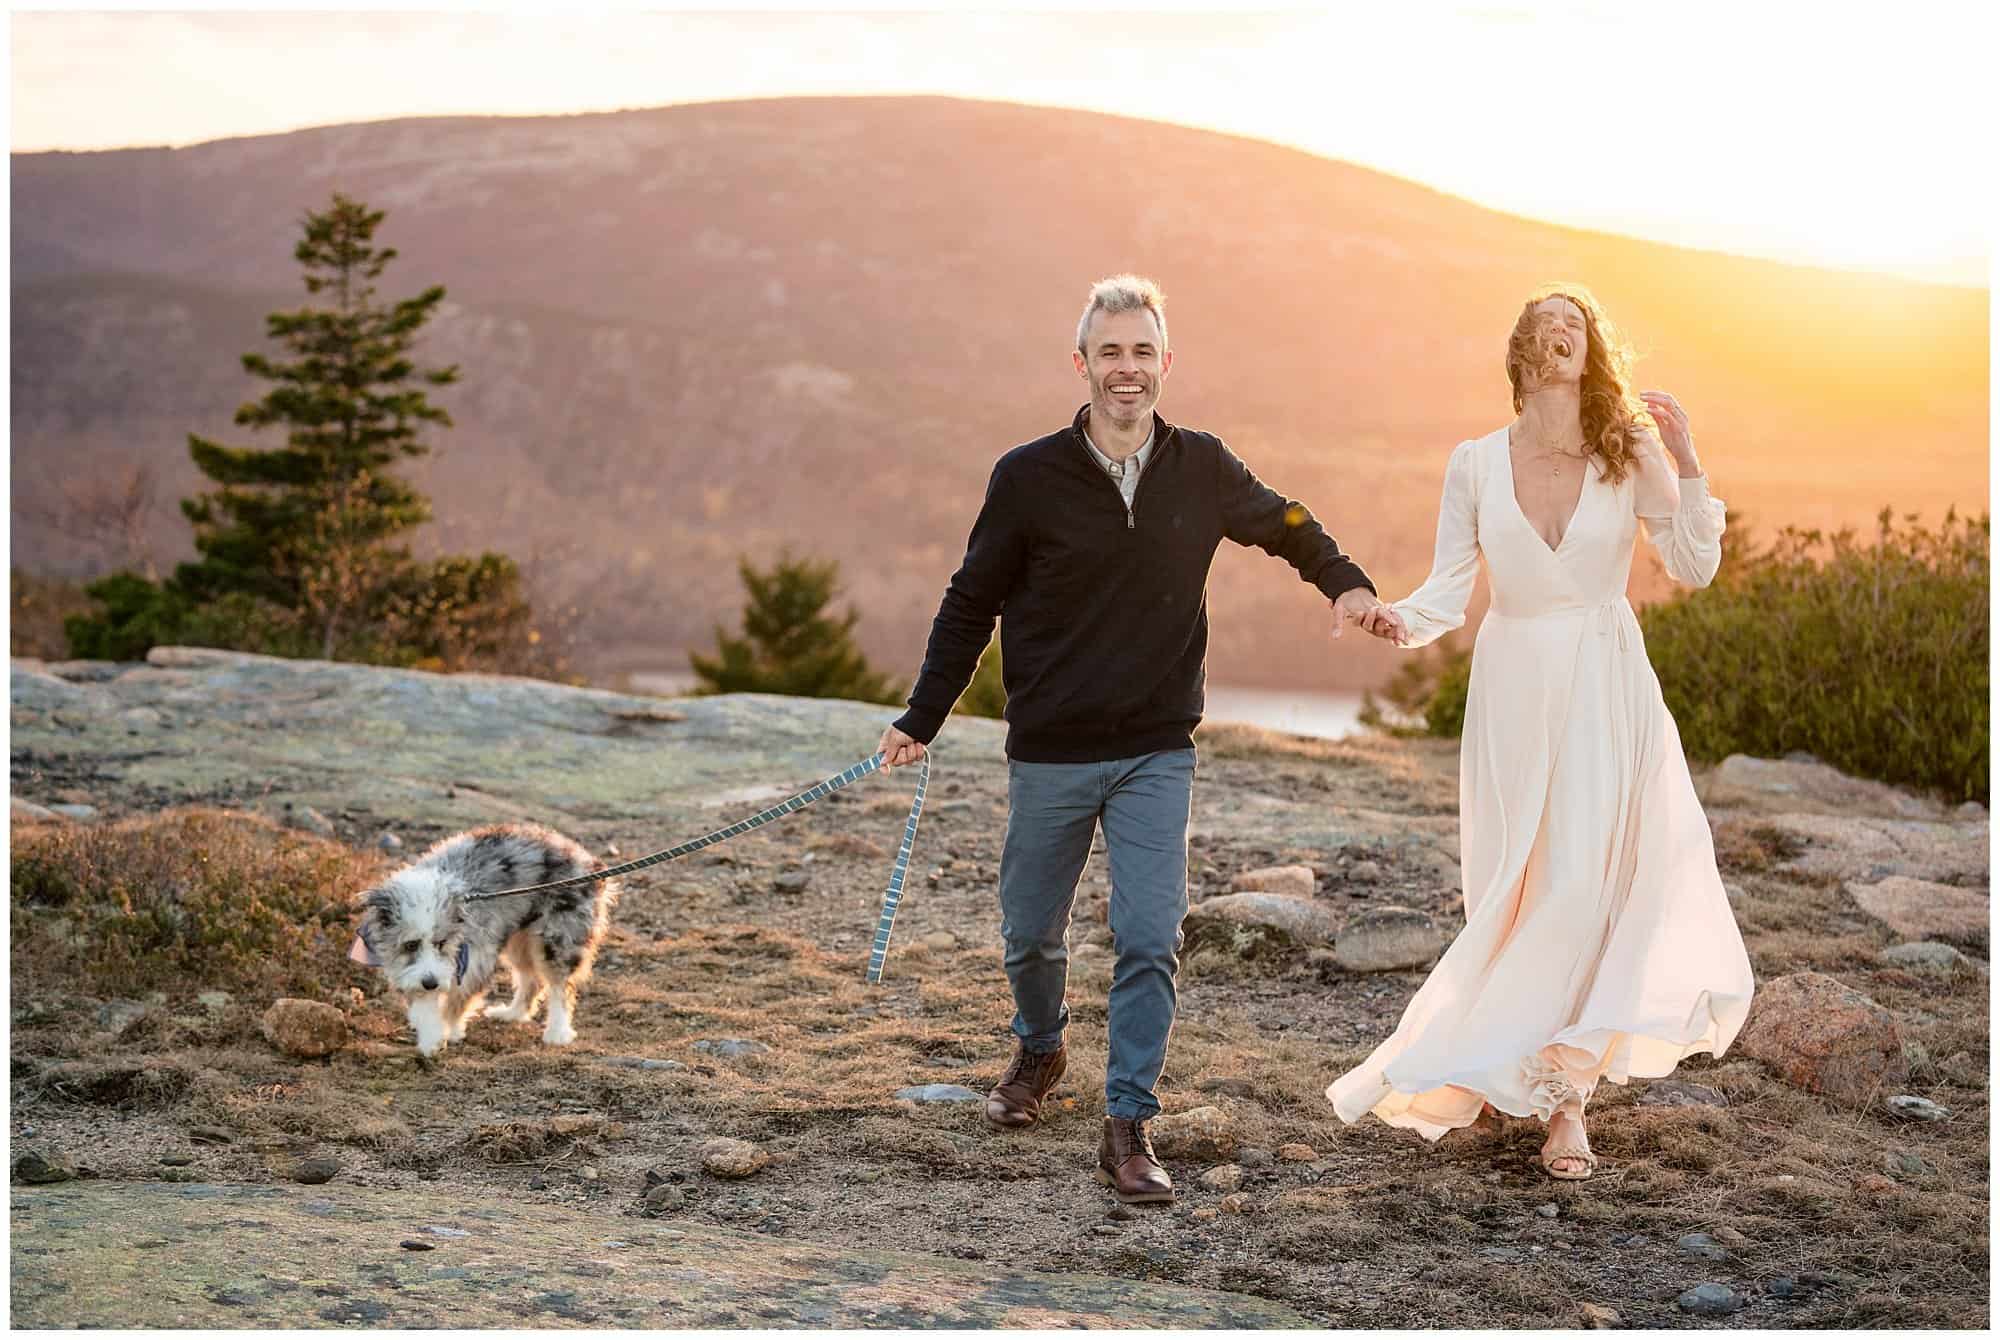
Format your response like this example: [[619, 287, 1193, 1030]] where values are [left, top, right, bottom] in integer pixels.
[[1228, 865, 1315, 899], [1189, 893, 1338, 945], [1846, 877, 1988, 942], [1731, 972, 1906, 1107], [1702, 754, 1943, 819], [259, 998, 349, 1059], [1148, 1106, 1235, 1161], [1879, 941, 1984, 973], [1333, 906, 1447, 972], [699, 1137, 770, 1179]]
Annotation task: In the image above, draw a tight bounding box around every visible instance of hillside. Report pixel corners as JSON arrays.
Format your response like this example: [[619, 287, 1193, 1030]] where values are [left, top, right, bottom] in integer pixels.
[[10, 97, 1988, 687]]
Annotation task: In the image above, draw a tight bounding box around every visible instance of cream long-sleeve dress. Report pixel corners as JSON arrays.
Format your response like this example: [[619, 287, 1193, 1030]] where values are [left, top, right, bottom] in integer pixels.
[[1326, 427, 1755, 1140]]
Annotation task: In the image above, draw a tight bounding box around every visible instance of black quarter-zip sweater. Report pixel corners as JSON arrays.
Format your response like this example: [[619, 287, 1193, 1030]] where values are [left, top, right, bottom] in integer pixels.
[[893, 405, 1375, 764]]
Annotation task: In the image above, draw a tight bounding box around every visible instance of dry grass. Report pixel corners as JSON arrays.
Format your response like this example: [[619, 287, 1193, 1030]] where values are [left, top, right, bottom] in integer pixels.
[[6, 747, 1989, 1328]]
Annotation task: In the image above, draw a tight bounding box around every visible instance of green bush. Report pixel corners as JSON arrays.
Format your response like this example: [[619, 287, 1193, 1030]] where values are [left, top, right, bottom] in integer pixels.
[[956, 636, 1006, 720], [1375, 508, 1989, 803], [691, 552, 903, 704]]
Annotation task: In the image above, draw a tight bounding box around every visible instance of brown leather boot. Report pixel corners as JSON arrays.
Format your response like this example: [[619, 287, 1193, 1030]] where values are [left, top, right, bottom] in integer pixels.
[[1095, 1116, 1175, 1204], [984, 1042, 1067, 1129]]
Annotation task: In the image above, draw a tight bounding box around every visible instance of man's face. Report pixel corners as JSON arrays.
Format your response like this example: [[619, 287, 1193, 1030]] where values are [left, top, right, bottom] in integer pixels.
[[1073, 307, 1172, 429]]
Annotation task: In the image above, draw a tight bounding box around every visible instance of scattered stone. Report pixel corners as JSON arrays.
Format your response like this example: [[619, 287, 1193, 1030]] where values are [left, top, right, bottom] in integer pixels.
[[1767, 1276, 1803, 1301], [894, 1084, 983, 1104], [1579, 1302, 1620, 1328], [1148, 1106, 1235, 1161], [1332, 906, 1447, 972], [1678, 1283, 1745, 1317], [1218, 1193, 1253, 1216], [1847, 876, 1988, 940], [1883, 1150, 1931, 1180], [1346, 859, 1385, 884], [1196, 1077, 1257, 1099], [773, 870, 811, 893], [700, 1137, 770, 1179], [400, 1240, 435, 1252], [600, 1055, 687, 1071], [1956, 801, 1986, 819], [1198, 1164, 1245, 1192], [12, 798, 60, 823], [291, 1157, 340, 1185], [188, 1126, 234, 1145], [1885, 1094, 1951, 1122], [259, 998, 349, 1058], [1275, 1143, 1317, 1163], [1638, 1079, 1729, 1108], [1853, 1173, 1898, 1197], [422, 1225, 470, 1238], [377, 832, 403, 852], [1706, 754, 1941, 818], [1189, 892, 1339, 945], [160, 1155, 194, 1167], [643, 1183, 687, 1211], [1237, 1147, 1274, 1169], [12, 1151, 76, 1184], [48, 803, 99, 820], [691, 1039, 769, 1059], [1711, 1225, 1748, 1248], [97, 1000, 151, 1035], [1535, 1202, 1559, 1219], [1879, 942, 1982, 973], [1677, 1232, 1732, 1261], [1732, 972, 1907, 1107], [580, 1166, 599, 1182], [1091, 1224, 1122, 1237], [1105, 1204, 1140, 1222], [1229, 865, 1316, 899], [918, 931, 958, 953], [1189, 1208, 1218, 1223], [196, 991, 232, 1013]]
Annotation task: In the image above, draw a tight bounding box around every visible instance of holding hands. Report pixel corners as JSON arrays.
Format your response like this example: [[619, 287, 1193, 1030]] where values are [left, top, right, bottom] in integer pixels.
[[1333, 586, 1408, 647]]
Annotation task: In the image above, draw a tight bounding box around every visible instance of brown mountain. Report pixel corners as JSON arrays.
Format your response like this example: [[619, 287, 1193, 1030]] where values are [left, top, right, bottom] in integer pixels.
[[10, 96, 1988, 690]]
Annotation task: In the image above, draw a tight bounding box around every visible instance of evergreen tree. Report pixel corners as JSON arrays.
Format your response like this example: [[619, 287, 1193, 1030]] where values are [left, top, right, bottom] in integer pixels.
[[175, 193, 457, 657], [690, 554, 902, 704], [956, 635, 1006, 719]]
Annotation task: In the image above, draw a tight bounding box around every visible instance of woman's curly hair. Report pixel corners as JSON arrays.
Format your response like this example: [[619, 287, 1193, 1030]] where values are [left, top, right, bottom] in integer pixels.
[[1506, 284, 1648, 484]]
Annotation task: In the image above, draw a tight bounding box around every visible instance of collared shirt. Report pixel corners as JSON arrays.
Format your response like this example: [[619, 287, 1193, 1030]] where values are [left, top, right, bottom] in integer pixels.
[[1081, 423, 1155, 514]]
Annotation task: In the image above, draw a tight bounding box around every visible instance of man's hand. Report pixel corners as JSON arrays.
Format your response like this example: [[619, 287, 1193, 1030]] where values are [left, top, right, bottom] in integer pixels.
[[1331, 587, 1406, 645], [877, 724, 927, 771]]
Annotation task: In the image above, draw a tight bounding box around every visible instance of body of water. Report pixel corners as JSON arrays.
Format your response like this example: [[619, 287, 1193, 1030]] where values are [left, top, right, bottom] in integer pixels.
[[626, 671, 1369, 743]]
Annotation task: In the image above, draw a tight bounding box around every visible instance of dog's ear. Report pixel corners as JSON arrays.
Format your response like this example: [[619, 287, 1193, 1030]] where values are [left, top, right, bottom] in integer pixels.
[[354, 888, 395, 947]]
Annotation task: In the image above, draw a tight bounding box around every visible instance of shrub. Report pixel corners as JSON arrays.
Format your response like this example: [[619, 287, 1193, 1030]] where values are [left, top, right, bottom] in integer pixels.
[[1374, 508, 1988, 803], [9, 809, 385, 1001]]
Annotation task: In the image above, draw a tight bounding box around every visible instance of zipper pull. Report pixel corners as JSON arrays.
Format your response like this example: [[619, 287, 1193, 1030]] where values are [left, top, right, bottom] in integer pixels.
[[1126, 511, 1135, 530]]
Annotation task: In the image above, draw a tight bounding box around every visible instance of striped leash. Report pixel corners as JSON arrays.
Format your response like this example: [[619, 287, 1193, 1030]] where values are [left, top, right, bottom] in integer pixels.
[[454, 751, 929, 985]]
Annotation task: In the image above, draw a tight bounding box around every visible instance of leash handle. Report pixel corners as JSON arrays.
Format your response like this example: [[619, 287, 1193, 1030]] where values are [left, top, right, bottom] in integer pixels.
[[867, 751, 929, 985]]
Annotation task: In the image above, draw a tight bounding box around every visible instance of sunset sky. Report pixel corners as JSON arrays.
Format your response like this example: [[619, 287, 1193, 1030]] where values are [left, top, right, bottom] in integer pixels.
[[8, 3, 1993, 286]]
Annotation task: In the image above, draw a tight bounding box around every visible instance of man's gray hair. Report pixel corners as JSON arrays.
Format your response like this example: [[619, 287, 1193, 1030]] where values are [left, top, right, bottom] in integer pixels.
[[1075, 274, 1168, 354]]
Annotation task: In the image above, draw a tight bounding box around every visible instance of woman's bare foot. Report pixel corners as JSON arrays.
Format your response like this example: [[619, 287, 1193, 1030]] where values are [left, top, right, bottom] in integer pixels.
[[1540, 1104, 1596, 1179]]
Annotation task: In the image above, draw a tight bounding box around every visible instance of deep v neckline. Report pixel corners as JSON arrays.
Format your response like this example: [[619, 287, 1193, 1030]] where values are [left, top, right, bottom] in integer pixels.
[[1502, 428, 1592, 555]]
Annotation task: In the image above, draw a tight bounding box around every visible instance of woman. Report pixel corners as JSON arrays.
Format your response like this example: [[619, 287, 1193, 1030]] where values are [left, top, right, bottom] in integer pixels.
[[1327, 286, 1755, 1180]]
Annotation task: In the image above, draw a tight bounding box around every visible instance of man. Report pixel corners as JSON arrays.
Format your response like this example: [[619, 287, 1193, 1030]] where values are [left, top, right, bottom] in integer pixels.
[[876, 275, 1400, 1204]]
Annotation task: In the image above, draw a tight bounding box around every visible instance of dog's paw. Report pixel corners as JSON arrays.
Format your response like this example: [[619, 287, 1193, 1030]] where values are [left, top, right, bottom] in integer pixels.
[[484, 1002, 531, 1022], [446, 1023, 468, 1043], [542, 1024, 577, 1047]]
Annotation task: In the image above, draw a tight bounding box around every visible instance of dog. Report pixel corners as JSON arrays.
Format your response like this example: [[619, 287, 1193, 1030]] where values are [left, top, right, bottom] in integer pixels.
[[351, 822, 620, 1058]]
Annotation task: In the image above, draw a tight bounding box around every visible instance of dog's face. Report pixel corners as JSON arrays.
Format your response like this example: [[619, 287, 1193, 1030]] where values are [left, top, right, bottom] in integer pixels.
[[356, 871, 464, 995]]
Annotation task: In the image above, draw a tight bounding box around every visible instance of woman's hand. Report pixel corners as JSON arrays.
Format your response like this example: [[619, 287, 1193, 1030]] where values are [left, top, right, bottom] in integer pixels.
[[1639, 391, 1701, 477]]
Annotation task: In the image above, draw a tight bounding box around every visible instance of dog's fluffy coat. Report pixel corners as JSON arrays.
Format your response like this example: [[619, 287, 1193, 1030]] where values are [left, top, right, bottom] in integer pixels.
[[354, 822, 619, 1056]]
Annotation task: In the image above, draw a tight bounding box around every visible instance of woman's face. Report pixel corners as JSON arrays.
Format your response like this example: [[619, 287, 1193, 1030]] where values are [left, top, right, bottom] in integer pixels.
[[1528, 296, 1589, 386]]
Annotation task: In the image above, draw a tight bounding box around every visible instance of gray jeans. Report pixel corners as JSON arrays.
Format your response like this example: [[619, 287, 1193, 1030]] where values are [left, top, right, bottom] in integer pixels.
[[999, 747, 1196, 1121]]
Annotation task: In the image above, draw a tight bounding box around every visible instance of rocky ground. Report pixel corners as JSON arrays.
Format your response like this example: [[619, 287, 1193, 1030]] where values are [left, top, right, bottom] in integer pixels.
[[8, 648, 1992, 1328]]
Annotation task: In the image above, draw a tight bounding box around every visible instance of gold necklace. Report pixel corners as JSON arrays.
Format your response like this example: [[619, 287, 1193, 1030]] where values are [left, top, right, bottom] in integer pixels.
[[1512, 425, 1590, 478]]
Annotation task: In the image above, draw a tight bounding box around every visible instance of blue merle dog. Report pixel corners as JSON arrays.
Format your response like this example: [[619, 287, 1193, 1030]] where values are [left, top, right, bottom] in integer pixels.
[[353, 823, 619, 1058]]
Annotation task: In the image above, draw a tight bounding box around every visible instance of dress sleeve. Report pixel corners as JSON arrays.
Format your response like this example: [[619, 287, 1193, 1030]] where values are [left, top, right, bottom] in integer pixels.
[[1639, 473, 1727, 589], [1390, 439, 1482, 649]]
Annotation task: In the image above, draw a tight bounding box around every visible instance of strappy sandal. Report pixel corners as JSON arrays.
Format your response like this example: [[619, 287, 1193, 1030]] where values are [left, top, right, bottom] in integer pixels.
[[1540, 1144, 1598, 1181]]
